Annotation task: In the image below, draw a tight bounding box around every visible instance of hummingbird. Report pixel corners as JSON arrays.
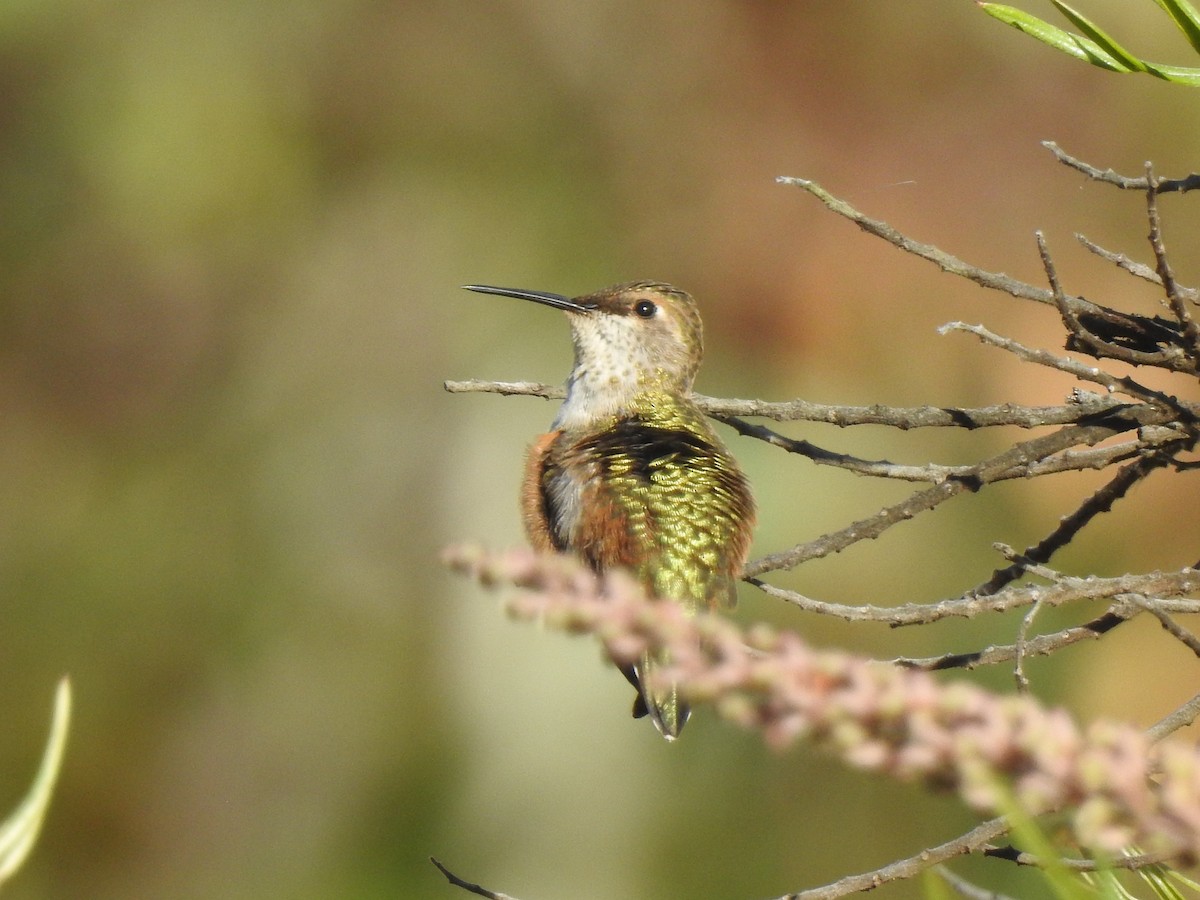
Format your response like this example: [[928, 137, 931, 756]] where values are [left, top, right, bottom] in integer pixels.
[[463, 281, 755, 740]]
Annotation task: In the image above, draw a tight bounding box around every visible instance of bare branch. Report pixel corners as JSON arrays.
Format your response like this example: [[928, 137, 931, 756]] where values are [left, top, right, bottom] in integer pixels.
[[745, 412, 1170, 577], [752, 569, 1200, 626], [701, 396, 1131, 428], [1043, 141, 1153, 190], [776, 176, 1056, 307], [779, 817, 1014, 900], [1075, 233, 1200, 303], [431, 858, 519, 900], [1135, 596, 1200, 659], [445, 379, 1134, 429], [1077, 233, 1153, 280], [1044, 141, 1200, 194], [794, 811, 1173, 900], [971, 451, 1183, 597], [1146, 692, 1200, 744], [942, 322, 1198, 412], [1039, 230, 1089, 346], [717, 417, 1181, 484], [443, 379, 562, 400], [715, 416, 961, 481], [1013, 593, 1044, 693], [982, 845, 1174, 873], [892, 607, 1135, 671], [1146, 167, 1200, 362], [1036, 234, 1195, 372]]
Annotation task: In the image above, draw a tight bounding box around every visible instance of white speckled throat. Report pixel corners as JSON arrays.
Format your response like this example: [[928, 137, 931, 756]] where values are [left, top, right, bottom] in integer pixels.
[[551, 309, 692, 431]]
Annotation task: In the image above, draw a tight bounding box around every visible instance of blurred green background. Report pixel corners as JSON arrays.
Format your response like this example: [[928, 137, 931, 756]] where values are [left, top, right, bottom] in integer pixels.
[[3, 2, 1200, 897]]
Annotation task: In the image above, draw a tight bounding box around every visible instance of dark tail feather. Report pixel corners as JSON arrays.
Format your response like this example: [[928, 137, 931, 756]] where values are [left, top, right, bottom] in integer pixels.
[[632, 693, 649, 719], [624, 664, 650, 718]]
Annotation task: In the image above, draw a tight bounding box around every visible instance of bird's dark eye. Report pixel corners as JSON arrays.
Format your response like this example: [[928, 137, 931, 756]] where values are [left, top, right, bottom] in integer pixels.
[[634, 300, 657, 318]]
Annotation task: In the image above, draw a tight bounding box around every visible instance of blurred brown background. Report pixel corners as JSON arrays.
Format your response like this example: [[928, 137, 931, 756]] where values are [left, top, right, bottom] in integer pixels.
[[3, 2, 1200, 897]]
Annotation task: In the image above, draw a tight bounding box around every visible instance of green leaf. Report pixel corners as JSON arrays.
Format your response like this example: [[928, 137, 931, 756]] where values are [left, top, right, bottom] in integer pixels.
[[1135, 861, 1187, 900], [1162, 863, 1200, 893], [1049, 0, 1149, 71], [1151, 0, 1200, 57], [978, 3, 1132, 71], [1142, 60, 1200, 85], [0, 678, 72, 885], [980, 2, 1200, 83], [1083, 869, 1136, 900], [1124, 845, 1198, 899]]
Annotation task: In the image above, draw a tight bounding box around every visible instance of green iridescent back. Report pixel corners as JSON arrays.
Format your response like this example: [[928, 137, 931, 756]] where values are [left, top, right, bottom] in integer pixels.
[[580, 393, 753, 610]]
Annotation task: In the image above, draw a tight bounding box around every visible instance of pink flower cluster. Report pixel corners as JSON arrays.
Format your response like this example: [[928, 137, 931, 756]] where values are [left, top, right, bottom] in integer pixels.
[[444, 544, 1200, 862]]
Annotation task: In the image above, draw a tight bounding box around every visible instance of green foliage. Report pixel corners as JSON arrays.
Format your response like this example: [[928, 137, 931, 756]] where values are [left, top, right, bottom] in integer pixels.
[[1087, 853, 1200, 900], [0, 679, 71, 886], [1086, 862, 1190, 899], [987, 778, 1095, 900], [979, 0, 1200, 83]]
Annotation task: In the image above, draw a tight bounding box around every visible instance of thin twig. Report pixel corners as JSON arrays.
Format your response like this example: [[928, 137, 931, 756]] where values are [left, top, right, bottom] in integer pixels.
[[943, 322, 1197, 417], [891, 606, 1136, 671], [983, 845, 1174, 873], [1075, 233, 1200, 303], [933, 866, 1020, 900], [700, 397, 1129, 428], [1039, 231, 1187, 369], [431, 858, 519, 900], [1013, 593, 1044, 693], [1077, 232, 1158, 282], [776, 817, 1014, 900], [1040, 230, 1089, 349], [444, 379, 1133, 429], [1146, 692, 1200, 743], [1043, 141, 1150, 189], [776, 176, 1057, 307], [1043, 141, 1200, 194], [778, 170, 1200, 375], [718, 416, 1179, 483], [750, 569, 1200, 626], [1158, 174, 1200, 194], [992, 543, 1065, 578], [1146, 165, 1200, 360], [745, 414, 1170, 578], [715, 416, 958, 481], [1045, 141, 1200, 194], [970, 451, 1183, 597], [1134, 597, 1200, 659]]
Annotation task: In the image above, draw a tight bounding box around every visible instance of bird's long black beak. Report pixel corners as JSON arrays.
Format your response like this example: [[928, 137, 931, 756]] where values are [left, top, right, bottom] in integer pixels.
[[462, 284, 596, 312]]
